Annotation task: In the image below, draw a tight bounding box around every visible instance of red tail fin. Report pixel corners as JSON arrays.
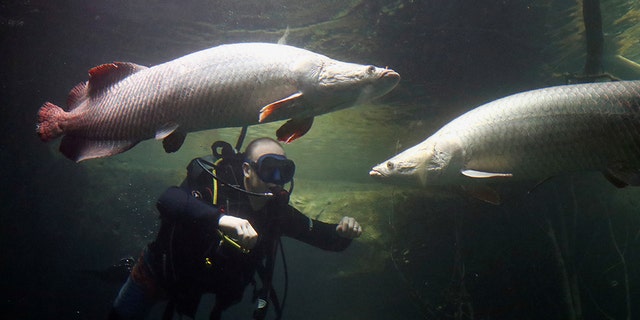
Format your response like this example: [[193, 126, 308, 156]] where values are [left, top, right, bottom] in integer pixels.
[[36, 102, 66, 141]]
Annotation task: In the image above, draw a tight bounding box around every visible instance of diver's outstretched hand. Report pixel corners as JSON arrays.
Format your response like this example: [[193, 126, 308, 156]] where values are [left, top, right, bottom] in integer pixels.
[[218, 215, 258, 249], [336, 216, 362, 239]]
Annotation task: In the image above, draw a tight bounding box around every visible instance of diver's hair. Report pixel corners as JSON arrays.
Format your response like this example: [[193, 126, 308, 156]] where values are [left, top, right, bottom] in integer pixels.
[[243, 137, 284, 161]]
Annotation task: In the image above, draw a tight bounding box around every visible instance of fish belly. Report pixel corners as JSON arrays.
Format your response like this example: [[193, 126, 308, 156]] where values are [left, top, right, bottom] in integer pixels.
[[441, 81, 640, 179]]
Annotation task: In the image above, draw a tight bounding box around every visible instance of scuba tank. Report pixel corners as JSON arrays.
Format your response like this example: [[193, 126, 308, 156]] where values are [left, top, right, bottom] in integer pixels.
[[182, 140, 246, 206]]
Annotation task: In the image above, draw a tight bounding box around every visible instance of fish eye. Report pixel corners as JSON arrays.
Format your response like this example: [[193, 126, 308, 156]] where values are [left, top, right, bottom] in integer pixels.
[[386, 161, 395, 170], [367, 65, 376, 74]]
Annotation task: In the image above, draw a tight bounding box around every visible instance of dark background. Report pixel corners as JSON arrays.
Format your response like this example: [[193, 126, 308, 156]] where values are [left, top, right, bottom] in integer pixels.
[[2, 0, 640, 319]]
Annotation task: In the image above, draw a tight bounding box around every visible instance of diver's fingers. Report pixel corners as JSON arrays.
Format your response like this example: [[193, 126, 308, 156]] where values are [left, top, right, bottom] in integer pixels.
[[235, 221, 258, 249], [336, 216, 362, 239], [339, 216, 354, 228], [353, 221, 362, 238], [218, 215, 259, 249], [350, 220, 362, 238], [241, 224, 258, 249]]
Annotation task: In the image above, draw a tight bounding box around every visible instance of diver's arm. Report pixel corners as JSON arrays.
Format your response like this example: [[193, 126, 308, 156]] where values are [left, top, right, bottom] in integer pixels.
[[282, 206, 356, 251], [156, 186, 221, 226], [156, 186, 258, 249]]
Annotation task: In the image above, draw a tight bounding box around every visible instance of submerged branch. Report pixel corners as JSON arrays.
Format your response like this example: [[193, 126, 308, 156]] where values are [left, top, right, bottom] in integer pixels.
[[544, 217, 577, 320], [566, 180, 582, 319], [607, 217, 631, 320]]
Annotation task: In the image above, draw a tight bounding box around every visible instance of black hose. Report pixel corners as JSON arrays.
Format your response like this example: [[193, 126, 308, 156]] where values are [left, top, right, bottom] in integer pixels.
[[583, 0, 604, 75], [195, 158, 273, 197]]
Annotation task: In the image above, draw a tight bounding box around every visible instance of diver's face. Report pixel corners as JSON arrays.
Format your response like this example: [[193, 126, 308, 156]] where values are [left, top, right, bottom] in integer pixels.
[[243, 142, 287, 195]]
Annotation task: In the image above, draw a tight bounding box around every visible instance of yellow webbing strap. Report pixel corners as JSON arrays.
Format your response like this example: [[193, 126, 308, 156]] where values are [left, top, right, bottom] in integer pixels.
[[212, 158, 223, 206], [211, 158, 250, 254], [217, 229, 251, 254]]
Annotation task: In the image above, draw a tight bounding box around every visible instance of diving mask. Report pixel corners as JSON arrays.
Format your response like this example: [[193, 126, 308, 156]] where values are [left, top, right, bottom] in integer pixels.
[[248, 154, 295, 185]]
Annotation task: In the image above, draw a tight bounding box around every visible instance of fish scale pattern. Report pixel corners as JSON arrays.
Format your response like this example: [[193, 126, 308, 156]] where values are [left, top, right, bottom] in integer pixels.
[[435, 81, 640, 180], [80, 43, 315, 140]]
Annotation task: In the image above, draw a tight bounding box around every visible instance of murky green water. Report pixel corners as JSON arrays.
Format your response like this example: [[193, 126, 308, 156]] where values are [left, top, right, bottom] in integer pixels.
[[3, 0, 640, 319]]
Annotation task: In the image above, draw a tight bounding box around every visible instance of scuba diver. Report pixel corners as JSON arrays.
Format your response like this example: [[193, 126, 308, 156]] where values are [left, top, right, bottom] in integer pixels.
[[109, 137, 362, 320]]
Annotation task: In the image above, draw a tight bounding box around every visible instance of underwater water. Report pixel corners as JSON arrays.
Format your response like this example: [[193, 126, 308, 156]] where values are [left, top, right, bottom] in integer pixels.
[[3, 0, 640, 319]]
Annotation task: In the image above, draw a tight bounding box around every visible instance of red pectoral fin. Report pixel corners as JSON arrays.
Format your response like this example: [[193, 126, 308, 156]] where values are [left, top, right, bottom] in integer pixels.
[[276, 117, 314, 143], [259, 92, 304, 123]]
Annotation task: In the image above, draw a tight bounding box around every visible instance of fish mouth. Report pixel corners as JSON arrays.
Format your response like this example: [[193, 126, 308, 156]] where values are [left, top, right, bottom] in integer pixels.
[[369, 169, 385, 178], [380, 69, 400, 80]]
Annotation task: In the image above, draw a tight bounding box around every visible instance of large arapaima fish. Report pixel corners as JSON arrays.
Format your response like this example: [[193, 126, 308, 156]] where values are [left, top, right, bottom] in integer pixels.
[[37, 42, 400, 162]]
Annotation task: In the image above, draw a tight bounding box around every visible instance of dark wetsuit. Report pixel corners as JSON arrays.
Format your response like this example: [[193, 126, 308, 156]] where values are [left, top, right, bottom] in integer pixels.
[[111, 174, 352, 319]]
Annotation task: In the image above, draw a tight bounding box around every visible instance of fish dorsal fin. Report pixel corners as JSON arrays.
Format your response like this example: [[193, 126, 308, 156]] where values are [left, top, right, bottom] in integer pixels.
[[603, 171, 628, 188], [277, 25, 290, 45], [461, 169, 513, 179], [259, 92, 304, 123], [67, 82, 89, 110], [276, 117, 314, 143], [87, 62, 147, 96], [603, 166, 640, 188]]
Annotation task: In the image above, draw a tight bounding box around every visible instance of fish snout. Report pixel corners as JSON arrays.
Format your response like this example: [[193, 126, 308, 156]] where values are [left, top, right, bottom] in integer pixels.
[[371, 69, 400, 97], [369, 169, 383, 177], [369, 161, 392, 178], [380, 68, 400, 81]]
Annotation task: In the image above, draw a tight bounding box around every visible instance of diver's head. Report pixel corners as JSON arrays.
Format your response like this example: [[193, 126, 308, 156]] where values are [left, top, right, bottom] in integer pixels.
[[243, 138, 295, 208]]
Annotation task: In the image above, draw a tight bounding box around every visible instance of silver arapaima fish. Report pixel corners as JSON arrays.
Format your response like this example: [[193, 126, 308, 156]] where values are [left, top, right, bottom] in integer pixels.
[[36, 42, 400, 162], [370, 81, 640, 188]]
